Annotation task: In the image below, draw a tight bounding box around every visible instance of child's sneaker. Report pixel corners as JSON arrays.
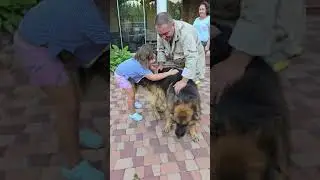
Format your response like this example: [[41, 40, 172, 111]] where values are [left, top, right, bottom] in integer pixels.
[[134, 101, 143, 109], [79, 129, 103, 149], [61, 160, 104, 180], [129, 112, 143, 121]]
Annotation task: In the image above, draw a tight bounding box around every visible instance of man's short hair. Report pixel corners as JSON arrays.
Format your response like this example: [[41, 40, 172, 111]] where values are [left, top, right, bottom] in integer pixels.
[[155, 12, 174, 26]]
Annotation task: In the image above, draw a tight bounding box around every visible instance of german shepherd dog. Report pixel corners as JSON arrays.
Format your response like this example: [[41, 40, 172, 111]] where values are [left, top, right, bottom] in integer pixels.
[[137, 68, 202, 142], [211, 24, 291, 180]]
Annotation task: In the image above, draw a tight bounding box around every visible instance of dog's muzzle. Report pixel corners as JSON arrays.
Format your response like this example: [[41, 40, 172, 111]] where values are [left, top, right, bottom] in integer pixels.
[[175, 124, 187, 138]]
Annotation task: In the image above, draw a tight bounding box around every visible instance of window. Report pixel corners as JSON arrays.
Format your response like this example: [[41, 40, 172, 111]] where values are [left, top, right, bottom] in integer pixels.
[[110, 0, 183, 52]]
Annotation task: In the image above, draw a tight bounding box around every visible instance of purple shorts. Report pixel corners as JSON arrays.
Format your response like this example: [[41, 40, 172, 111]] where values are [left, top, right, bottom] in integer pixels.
[[13, 32, 69, 86], [114, 73, 132, 89]]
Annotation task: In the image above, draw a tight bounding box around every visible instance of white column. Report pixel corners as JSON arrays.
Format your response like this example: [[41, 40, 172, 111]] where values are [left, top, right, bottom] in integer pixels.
[[142, 0, 147, 43], [116, 0, 123, 49], [156, 0, 167, 14]]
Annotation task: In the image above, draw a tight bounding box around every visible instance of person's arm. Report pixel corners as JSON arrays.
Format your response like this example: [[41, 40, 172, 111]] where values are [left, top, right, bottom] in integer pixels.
[[206, 39, 210, 49], [192, 18, 198, 26], [144, 71, 172, 81], [138, 66, 178, 81], [228, 0, 280, 62], [180, 32, 199, 82], [206, 17, 210, 48], [157, 35, 167, 66]]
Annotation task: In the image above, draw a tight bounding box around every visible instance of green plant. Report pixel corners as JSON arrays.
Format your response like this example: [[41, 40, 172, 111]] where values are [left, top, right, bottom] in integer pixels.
[[110, 44, 132, 72], [0, 0, 38, 35]]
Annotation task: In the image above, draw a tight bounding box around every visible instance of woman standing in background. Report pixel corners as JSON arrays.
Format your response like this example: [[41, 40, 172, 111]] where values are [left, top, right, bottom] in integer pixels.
[[193, 1, 210, 55]]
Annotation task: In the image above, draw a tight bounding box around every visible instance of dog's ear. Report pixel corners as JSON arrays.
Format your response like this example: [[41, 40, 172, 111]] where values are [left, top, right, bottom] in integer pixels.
[[190, 101, 199, 114]]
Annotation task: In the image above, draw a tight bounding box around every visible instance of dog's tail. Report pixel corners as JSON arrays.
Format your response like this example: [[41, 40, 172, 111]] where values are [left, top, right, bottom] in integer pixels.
[[214, 134, 266, 180]]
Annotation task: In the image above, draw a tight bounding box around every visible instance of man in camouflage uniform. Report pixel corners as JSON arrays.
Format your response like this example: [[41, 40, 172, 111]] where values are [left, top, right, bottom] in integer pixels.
[[211, 0, 306, 100], [155, 12, 206, 94]]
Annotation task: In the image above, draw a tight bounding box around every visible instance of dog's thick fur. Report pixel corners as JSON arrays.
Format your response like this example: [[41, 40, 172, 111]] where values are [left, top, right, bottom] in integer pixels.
[[211, 25, 291, 180], [138, 68, 202, 142]]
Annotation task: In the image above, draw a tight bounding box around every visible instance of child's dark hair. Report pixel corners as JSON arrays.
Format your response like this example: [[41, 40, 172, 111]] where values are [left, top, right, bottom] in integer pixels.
[[134, 44, 154, 69], [199, 1, 210, 15]]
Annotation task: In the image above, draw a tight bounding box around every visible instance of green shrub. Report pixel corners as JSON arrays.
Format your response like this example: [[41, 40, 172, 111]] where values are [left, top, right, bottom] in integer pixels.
[[0, 0, 38, 34], [110, 44, 132, 72]]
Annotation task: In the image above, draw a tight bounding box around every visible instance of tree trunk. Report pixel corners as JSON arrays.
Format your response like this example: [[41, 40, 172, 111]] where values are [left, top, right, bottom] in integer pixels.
[[181, 0, 198, 24]]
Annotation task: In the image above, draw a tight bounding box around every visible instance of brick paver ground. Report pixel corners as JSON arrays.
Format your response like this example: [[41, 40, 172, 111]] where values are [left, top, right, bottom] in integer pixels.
[[109, 67, 210, 180], [0, 15, 320, 180]]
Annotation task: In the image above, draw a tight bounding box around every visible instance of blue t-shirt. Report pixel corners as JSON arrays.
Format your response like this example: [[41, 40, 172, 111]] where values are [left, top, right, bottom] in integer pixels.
[[115, 58, 152, 83], [193, 16, 210, 42], [18, 0, 110, 65]]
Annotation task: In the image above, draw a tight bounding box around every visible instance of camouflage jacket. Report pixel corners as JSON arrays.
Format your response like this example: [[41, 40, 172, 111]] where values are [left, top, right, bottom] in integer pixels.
[[212, 0, 306, 64], [157, 20, 206, 81]]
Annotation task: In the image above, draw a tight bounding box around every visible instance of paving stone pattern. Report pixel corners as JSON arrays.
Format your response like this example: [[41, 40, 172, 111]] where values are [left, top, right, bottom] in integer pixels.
[[110, 67, 211, 180]]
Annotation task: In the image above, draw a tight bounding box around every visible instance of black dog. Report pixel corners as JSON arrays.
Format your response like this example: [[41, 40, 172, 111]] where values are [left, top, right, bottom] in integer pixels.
[[211, 25, 291, 180]]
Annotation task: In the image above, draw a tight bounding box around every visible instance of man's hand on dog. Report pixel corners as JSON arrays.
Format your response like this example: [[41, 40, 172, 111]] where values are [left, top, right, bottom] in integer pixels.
[[174, 78, 188, 94], [211, 51, 252, 104]]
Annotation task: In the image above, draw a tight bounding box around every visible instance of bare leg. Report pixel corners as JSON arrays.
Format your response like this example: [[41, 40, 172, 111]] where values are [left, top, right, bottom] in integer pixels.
[[42, 79, 81, 168], [122, 83, 143, 121], [125, 87, 135, 114]]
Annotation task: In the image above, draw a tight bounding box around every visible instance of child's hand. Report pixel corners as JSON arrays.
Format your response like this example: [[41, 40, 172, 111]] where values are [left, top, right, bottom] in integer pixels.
[[168, 69, 179, 75]]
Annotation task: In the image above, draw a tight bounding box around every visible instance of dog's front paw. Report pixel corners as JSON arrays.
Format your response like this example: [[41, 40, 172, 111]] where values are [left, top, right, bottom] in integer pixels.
[[190, 133, 200, 142], [153, 112, 161, 120], [163, 124, 172, 133]]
